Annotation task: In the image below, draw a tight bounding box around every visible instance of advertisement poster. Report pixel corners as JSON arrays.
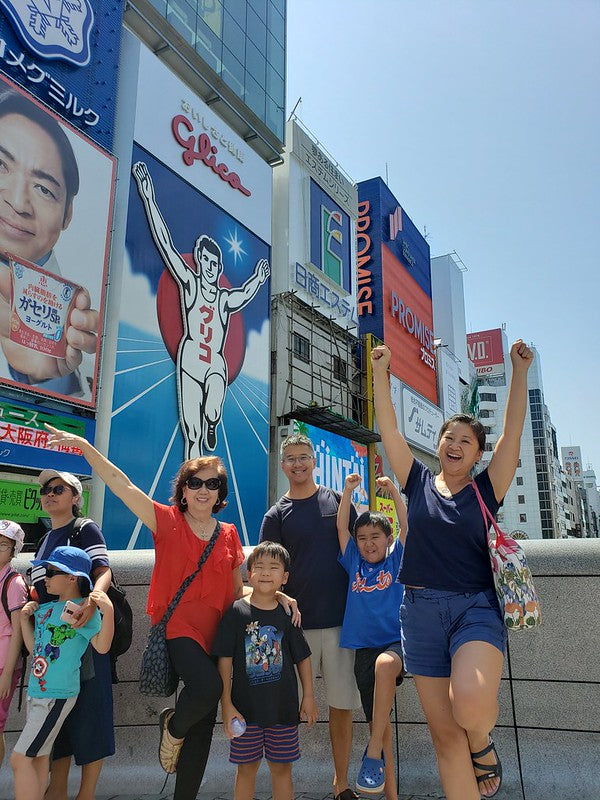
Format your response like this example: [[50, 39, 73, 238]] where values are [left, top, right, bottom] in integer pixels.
[[467, 328, 505, 377], [0, 75, 115, 406]]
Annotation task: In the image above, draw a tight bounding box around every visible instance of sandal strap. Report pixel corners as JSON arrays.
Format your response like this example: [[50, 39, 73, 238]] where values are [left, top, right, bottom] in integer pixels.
[[470, 739, 495, 760], [472, 760, 501, 778]]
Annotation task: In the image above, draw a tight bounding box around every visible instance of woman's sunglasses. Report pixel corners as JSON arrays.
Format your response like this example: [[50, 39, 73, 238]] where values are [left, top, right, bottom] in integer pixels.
[[186, 477, 221, 491], [45, 568, 67, 578], [40, 484, 70, 496]]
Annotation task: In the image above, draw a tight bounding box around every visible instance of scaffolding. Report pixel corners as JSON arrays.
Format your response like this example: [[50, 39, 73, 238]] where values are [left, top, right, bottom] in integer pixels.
[[271, 292, 380, 444]]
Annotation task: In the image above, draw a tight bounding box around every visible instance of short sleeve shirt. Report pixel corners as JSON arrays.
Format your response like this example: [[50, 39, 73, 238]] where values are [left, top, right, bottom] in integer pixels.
[[338, 537, 404, 649], [259, 486, 357, 630], [32, 519, 109, 604], [398, 460, 500, 592], [29, 600, 101, 698], [0, 566, 28, 668], [147, 504, 245, 652], [212, 598, 311, 727]]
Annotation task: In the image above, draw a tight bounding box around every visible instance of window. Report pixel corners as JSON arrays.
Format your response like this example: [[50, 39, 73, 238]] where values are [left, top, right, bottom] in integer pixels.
[[518, 495, 525, 504], [518, 459, 522, 467], [516, 476, 523, 486], [485, 443, 493, 452], [333, 355, 347, 383], [292, 332, 310, 363], [480, 392, 497, 402], [519, 513, 527, 523]]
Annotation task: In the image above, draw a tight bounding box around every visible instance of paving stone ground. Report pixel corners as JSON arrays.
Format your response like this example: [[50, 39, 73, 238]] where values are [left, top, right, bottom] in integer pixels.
[[100, 792, 445, 800]]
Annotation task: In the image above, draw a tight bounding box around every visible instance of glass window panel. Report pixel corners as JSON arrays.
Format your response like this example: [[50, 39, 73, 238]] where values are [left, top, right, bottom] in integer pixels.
[[247, 6, 267, 53], [245, 72, 266, 119], [223, 11, 246, 61], [269, 0, 285, 17], [266, 64, 284, 105], [267, 32, 284, 76], [223, 0, 246, 27], [196, 17, 222, 69], [222, 46, 245, 98], [267, 4, 284, 44], [149, 0, 168, 14], [246, 40, 266, 85], [166, 0, 197, 46], [266, 94, 284, 140], [249, 0, 267, 21], [197, 0, 223, 36]]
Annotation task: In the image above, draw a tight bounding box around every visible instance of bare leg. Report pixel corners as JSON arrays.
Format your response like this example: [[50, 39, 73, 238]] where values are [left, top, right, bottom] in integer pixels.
[[382, 720, 397, 800], [450, 641, 503, 798], [330, 706, 353, 796], [180, 370, 206, 459], [76, 759, 104, 800], [413, 675, 480, 800], [44, 755, 70, 800], [233, 760, 260, 800], [11, 751, 49, 800], [267, 760, 294, 800], [367, 651, 403, 759]]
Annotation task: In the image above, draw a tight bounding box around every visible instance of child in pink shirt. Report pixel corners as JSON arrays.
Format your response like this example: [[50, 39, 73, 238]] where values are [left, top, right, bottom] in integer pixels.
[[0, 521, 28, 770]]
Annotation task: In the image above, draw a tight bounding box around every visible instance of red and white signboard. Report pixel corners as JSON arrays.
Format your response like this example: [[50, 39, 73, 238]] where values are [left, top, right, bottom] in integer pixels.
[[467, 328, 505, 377]]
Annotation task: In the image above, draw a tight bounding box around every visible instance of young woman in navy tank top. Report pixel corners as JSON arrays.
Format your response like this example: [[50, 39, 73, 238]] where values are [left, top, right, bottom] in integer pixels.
[[371, 340, 533, 800]]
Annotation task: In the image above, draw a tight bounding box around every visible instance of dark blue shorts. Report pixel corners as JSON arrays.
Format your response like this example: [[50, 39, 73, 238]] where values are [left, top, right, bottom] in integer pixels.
[[229, 724, 300, 764], [400, 587, 506, 678]]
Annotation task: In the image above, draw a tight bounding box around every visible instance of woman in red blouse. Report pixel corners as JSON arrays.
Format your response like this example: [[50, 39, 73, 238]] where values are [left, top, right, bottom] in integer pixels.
[[45, 426, 245, 800]]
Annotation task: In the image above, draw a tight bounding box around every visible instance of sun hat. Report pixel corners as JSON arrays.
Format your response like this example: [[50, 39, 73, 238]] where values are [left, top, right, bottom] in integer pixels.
[[0, 520, 25, 555], [38, 470, 83, 496], [32, 545, 93, 589]]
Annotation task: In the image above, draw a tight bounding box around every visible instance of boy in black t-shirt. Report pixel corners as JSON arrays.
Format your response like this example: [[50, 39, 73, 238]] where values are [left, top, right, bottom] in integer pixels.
[[213, 541, 318, 800]]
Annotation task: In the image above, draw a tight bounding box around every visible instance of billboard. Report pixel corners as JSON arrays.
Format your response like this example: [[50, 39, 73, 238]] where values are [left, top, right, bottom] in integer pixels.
[[0, 0, 124, 149], [103, 45, 272, 549], [438, 346, 461, 417], [562, 446, 582, 480], [467, 328, 505, 377], [0, 75, 115, 406], [0, 474, 89, 524], [309, 178, 352, 292]]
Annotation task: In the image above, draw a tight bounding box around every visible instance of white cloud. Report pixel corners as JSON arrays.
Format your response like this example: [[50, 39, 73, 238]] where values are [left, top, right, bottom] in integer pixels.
[[241, 319, 269, 383], [119, 250, 162, 338]]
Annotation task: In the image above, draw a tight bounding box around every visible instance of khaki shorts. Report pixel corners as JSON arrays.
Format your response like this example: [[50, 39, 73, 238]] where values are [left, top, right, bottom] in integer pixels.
[[303, 626, 361, 710], [14, 695, 77, 757]]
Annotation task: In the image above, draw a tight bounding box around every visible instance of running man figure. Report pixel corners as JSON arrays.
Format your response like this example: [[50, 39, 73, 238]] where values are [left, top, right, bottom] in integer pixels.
[[132, 161, 270, 457]]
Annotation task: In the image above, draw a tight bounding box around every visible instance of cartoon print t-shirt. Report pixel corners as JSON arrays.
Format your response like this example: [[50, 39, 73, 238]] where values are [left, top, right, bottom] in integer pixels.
[[213, 599, 311, 727], [28, 600, 101, 699]]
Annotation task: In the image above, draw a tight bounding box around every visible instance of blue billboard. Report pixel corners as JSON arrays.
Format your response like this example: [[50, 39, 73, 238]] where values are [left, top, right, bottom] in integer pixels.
[[0, 0, 124, 149], [310, 179, 352, 292]]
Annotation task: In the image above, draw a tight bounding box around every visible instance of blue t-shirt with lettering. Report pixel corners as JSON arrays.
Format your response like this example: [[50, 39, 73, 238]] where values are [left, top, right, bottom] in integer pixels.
[[29, 600, 101, 699], [398, 459, 499, 592], [338, 536, 404, 649]]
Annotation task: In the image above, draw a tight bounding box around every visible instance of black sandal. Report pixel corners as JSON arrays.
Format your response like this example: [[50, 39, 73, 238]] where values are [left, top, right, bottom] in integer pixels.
[[471, 737, 502, 798]]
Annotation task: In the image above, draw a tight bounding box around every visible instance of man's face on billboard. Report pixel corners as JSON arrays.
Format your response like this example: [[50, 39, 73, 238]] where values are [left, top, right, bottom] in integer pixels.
[[195, 242, 221, 284], [0, 113, 73, 263]]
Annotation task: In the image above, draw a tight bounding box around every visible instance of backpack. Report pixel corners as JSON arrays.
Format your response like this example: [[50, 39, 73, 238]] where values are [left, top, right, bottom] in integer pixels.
[[37, 518, 134, 683], [1, 569, 30, 710]]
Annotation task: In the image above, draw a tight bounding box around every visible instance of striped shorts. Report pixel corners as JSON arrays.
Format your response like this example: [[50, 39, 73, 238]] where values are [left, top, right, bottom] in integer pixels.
[[14, 695, 77, 757], [229, 724, 300, 764]]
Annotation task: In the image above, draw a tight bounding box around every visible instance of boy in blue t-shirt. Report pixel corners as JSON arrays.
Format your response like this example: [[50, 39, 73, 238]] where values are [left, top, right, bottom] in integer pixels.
[[337, 474, 407, 798], [11, 546, 114, 800]]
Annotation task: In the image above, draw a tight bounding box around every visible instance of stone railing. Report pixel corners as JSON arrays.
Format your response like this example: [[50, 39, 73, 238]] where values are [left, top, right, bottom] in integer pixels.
[[1, 540, 598, 799]]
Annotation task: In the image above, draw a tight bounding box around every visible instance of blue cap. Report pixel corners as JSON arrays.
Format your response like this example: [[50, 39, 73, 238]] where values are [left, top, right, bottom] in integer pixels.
[[32, 545, 93, 589]]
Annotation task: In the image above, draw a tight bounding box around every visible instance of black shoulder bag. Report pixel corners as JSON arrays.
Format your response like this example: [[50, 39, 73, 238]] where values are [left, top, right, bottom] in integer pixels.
[[139, 522, 221, 697]]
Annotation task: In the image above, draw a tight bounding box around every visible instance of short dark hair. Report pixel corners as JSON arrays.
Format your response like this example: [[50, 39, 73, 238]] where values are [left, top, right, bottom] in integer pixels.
[[353, 511, 393, 539], [438, 414, 486, 452], [0, 88, 79, 219], [170, 456, 228, 513], [196, 235, 222, 265], [280, 433, 314, 460], [247, 541, 290, 572]]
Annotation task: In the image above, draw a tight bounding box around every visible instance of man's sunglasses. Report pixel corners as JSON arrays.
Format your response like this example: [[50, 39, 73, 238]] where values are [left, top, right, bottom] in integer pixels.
[[186, 477, 222, 491], [45, 568, 67, 578], [40, 485, 70, 497]]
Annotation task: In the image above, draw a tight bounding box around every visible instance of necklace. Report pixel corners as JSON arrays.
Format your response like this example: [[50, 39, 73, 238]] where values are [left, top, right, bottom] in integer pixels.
[[185, 514, 216, 541]]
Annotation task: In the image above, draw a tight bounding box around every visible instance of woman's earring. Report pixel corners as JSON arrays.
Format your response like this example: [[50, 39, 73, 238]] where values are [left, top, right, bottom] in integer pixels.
[[181, 497, 187, 507]]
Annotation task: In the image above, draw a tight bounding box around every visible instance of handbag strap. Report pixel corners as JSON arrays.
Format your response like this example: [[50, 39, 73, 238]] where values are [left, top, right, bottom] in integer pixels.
[[470, 479, 503, 543], [158, 521, 221, 628]]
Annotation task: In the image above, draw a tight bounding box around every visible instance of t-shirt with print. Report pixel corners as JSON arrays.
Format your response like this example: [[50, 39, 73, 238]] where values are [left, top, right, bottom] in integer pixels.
[[338, 537, 404, 649], [259, 486, 357, 630], [32, 519, 109, 605], [28, 600, 101, 699], [212, 599, 311, 728], [0, 565, 28, 669]]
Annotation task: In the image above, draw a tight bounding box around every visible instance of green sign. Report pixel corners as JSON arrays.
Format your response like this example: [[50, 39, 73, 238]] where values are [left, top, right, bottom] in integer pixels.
[[0, 479, 90, 524], [0, 400, 87, 435]]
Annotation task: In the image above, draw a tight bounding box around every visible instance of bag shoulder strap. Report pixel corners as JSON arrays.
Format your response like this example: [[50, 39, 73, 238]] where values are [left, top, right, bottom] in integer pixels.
[[471, 479, 503, 542], [158, 521, 221, 628], [1, 569, 17, 620], [69, 517, 94, 546]]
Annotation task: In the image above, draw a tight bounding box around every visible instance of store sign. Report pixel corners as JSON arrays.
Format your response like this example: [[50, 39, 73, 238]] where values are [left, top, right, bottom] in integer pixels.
[[375, 495, 400, 540], [402, 386, 443, 455], [0, 395, 94, 473], [467, 329, 505, 377], [291, 262, 357, 326], [309, 179, 351, 291], [356, 199, 375, 316], [561, 446, 582, 480], [0, 476, 89, 523]]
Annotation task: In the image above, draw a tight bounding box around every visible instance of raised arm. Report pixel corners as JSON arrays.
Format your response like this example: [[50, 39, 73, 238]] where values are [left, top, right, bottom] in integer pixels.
[[487, 339, 534, 501], [132, 162, 192, 287], [45, 425, 157, 531], [371, 345, 414, 487], [338, 473, 361, 555], [224, 259, 270, 313], [376, 476, 408, 545]]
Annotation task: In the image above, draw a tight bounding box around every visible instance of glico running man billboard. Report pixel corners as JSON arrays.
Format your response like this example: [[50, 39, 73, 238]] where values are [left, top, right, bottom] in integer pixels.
[[103, 44, 272, 549], [357, 177, 437, 404]]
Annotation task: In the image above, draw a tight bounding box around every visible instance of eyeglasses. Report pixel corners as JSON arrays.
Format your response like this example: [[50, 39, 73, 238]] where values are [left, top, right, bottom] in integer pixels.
[[40, 484, 69, 497], [45, 568, 67, 578], [186, 477, 222, 491], [282, 455, 314, 465]]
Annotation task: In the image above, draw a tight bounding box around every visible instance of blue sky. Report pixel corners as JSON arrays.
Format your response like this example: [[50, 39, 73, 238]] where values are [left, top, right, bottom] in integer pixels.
[[286, 0, 600, 475]]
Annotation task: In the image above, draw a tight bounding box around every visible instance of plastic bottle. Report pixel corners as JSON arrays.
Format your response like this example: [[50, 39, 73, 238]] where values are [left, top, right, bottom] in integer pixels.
[[230, 717, 246, 737]]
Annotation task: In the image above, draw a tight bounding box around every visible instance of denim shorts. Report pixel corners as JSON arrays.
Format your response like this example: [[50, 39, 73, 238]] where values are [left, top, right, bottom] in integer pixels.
[[400, 587, 506, 678]]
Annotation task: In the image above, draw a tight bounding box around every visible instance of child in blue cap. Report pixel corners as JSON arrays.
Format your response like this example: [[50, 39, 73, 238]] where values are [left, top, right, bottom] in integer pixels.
[[10, 546, 114, 800]]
